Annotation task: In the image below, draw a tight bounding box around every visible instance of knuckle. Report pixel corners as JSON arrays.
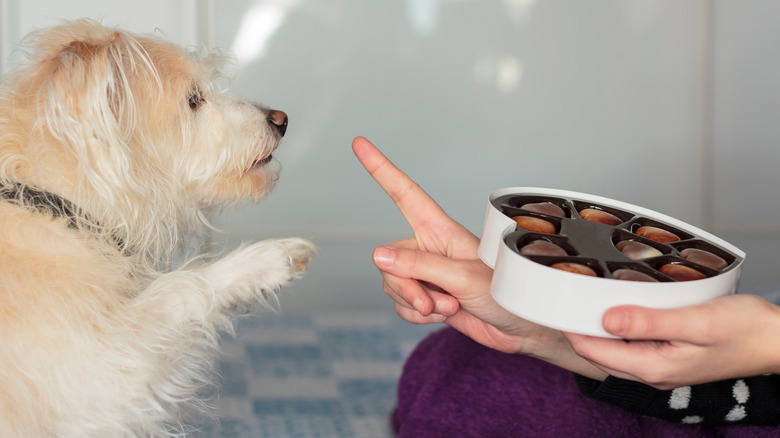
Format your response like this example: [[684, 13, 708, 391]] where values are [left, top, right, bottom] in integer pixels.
[[381, 281, 394, 297], [395, 303, 429, 325], [695, 316, 717, 338], [388, 179, 417, 205], [626, 310, 654, 337], [406, 250, 423, 270], [624, 308, 665, 339], [743, 293, 771, 312], [393, 247, 421, 272]]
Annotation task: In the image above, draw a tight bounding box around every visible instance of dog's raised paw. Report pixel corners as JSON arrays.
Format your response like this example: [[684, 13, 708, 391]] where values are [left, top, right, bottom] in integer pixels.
[[200, 238, 317, 311], [277, 237, 318, 275], [220, 237, 317, 284]]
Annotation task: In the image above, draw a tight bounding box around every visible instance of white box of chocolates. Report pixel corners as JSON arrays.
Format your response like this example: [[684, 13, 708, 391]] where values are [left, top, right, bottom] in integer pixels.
[[478, 187, 745, 338]]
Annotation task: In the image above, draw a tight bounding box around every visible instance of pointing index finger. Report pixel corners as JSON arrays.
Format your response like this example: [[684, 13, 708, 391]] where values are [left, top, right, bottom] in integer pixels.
[[352, 136, 450, 231]]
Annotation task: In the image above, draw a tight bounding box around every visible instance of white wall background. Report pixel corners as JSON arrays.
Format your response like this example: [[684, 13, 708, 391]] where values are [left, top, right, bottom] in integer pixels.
[[2, 0, 779, 311]]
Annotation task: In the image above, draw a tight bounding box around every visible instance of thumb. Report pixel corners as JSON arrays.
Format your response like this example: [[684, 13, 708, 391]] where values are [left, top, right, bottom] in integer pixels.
[[602, 305, 709, 343], [373, 245, 488, 298]]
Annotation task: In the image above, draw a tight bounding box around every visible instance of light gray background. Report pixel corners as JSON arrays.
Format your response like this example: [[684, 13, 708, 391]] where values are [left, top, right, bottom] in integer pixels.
[[3, 0, 779, 311]]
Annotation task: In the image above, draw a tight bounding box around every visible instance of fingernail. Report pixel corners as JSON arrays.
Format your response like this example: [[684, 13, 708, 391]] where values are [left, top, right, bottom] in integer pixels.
[[434, 299, 455, 316], [604, 310, 628, 334], [412, 298, 426, 314], [430, 313, 447, 322], [373, 246, 396, 267]]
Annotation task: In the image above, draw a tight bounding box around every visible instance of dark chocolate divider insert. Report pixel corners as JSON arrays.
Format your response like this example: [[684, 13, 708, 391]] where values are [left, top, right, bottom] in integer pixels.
[[627, 217, 694, 241], [510, 233, 578, 256], [671, 240, 739, 271], [571, 200, 635, 224], [606, 261, 672, 282], [645, 256, 720, 280], [557, 218, 621, 259], [493, 194, 572, 218], [611, 229, 673, 257]]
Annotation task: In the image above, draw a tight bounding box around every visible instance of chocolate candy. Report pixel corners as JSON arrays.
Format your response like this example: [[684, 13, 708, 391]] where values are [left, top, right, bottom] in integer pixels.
[[497, 192, 741, 284], [612, 269, 659, 282], [579, 208, 622, 226], [615, 240, 662, 260], [551, 262, 597, 277], [513, 216, 556, 234], [660, 264, 707, 281], [520, 240, 567, 257], [680, 248, 728, 270], [521, 202, 565, 217], [635, 226, 680, 243]]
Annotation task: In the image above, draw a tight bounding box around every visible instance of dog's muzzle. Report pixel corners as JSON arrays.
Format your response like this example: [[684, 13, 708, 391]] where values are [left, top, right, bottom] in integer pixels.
[[267, 110, 288, 137]]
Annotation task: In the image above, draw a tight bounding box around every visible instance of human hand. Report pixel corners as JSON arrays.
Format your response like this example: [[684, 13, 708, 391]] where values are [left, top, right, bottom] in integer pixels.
[[351, 135, 476, 321], [351, 136, 479, 261], [352, 137, 604, 376], [565, 293, 780, 389]]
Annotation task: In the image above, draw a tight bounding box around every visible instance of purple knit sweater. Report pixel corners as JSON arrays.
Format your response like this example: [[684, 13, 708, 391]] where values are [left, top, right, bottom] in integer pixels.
[[392, 327, 780, 437]]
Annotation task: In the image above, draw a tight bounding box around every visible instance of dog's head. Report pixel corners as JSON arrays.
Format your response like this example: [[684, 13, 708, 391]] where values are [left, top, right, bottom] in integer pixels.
[[0, 19, 287, 256]]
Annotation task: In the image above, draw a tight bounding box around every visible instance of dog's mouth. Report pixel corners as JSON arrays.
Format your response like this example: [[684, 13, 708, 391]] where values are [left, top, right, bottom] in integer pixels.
[[250, 154, 274, 169]]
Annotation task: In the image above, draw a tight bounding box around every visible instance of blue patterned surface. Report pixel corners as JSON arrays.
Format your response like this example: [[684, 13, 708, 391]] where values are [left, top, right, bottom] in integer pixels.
[[190, 290, 780, 437], [193, 311, 440, 438]]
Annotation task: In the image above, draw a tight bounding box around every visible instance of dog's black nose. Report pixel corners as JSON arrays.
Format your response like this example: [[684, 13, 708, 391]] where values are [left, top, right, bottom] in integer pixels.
[[267, 110, 288, 137]]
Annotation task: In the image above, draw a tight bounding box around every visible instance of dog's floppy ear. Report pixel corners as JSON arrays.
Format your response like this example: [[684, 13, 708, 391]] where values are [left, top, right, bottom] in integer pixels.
[[45, 31, 135, 141], [40, 28, 160, 198]]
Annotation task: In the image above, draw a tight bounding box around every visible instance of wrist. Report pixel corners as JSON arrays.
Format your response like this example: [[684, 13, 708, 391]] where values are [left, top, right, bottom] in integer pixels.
[[521, 329, 609, 381], [517, 326, 565, 359]]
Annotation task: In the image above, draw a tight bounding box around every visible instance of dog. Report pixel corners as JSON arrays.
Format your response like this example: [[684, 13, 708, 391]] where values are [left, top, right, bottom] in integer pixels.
[[0, 19, 316, 437]]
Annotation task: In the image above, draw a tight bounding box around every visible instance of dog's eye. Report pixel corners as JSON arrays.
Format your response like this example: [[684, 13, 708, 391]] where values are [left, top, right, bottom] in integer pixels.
[[188, 87, 205, 110]]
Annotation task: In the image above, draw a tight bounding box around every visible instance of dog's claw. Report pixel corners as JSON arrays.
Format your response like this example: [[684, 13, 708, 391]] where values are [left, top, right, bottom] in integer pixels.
[[293, 256, 313, 272]]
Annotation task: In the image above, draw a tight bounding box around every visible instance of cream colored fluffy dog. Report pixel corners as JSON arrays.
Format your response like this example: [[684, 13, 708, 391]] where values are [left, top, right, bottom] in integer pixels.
[[0, 20, 316, 437]]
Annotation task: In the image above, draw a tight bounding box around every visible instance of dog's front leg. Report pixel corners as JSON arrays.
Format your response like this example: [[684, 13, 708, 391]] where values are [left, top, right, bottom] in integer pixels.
[[123, 238, 315, 423], [135, 237, 316, 327], [200, 237, 317, 314]]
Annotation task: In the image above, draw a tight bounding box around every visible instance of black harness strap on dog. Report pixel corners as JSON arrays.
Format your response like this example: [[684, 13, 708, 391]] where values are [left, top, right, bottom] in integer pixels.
[[0, 182, 125, 249], [0, 182, 81, 229]]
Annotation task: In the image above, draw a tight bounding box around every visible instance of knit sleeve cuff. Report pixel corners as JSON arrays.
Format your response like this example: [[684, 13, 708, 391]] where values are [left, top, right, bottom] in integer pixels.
[[573, 373, 661, 415]]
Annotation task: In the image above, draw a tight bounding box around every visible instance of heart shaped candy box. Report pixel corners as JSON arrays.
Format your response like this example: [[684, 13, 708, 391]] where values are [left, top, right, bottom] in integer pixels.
[[477, 187, 745, 338]]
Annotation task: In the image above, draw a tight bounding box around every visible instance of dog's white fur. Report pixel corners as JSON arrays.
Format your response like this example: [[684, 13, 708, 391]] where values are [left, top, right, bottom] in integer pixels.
[[0, 20, 316, 437]]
